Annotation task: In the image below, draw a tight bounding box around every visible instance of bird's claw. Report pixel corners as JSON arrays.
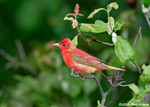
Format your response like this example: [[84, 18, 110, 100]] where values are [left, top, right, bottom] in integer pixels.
[[78, 73, 85, 80], [71, 69, 79, 77], [71, 69, 85, 80]]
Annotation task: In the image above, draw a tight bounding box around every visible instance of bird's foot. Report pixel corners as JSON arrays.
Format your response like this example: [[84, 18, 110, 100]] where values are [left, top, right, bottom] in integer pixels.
[[71, 69, 79, 77], [78, 73, 85, 80], [71, 69, 85, 80]]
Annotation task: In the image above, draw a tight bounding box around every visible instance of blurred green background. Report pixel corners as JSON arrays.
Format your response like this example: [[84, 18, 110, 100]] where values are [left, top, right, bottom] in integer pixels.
[[0, 0, 150, 107]]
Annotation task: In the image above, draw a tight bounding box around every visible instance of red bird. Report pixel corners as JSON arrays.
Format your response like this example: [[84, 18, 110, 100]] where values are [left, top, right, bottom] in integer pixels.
[[53, 38, 125, 74]]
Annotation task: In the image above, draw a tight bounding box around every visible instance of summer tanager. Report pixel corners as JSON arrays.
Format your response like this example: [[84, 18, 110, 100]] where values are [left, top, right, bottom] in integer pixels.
[[53, 38, 125, 73]]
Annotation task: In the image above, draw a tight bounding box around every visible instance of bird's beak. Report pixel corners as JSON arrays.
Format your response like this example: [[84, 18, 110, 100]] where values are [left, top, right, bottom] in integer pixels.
[[53, 43, 60, 47]]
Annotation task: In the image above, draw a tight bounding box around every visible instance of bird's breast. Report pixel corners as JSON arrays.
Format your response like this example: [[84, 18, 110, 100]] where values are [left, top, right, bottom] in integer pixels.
[[62, 52, 75, 68]]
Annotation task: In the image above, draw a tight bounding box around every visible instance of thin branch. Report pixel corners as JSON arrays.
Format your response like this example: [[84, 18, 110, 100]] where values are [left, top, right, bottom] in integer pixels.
[[85, 34, 114, 46], [93, 76, 104, 95], [118, 83, 133, 87], [0, 49, 37, 76], [130, 61, 141, 74], [75, 27, 82, 37], [133, 27, 142, 47], [132, 61, 142, 74], [75, 27, 114, 46], [144, 13, 150, 27], [131, 27, 142, 74], [101, 72, 110, 80], [15, 39, 27, 61], [0, 40, 38, 76], [0, 49, 16, 62], [105, 72, 124, 93]]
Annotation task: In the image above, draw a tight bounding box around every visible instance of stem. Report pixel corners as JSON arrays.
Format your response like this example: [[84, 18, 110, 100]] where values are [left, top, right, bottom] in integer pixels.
[[93, 76, 104, 95], [144, 13, 150, 27], [93, 76, 108, 107], [85, 34, 114, 46], [131, 27, 142, 74], [75, 27, 114, 46], [131, 61, 142, 74], [133, 27, 142, 47], [85, 75, 106, 107], [0, 49, 37, 76]]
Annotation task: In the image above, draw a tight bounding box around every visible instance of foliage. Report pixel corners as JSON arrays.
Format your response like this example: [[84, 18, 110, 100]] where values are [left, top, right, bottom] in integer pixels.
[[115, 36, 136, 64], [128, 65, 150, 105], [0, 0, 150, 107], [72, 35, 78, 46], [65, 2, 136, 65], [64, 1, 149, 106]]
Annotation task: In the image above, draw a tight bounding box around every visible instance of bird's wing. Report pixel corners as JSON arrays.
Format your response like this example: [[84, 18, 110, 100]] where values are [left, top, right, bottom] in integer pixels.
[[71, 49, 108, 70]]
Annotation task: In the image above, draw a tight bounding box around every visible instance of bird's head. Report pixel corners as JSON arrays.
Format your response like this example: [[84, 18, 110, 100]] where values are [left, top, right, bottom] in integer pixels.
[[53, 38, 76, 51]]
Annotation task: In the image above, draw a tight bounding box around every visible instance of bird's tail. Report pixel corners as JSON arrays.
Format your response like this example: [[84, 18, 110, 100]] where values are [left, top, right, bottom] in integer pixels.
[[105, 65, 125, 71]]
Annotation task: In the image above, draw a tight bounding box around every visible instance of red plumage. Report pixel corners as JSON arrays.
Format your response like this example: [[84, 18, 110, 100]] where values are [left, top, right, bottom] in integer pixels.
[[53, 38, 125, 73]]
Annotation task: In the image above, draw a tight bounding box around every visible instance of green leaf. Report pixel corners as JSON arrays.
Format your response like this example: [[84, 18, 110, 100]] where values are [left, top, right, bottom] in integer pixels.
[[128, 64, 150, 105], [64, 16, 74, 21], [114, 20, 124, 32], [139, 65, 150, 87], [97, 100, 101, 107], [142, 64, 150, 75], [72, 35, 78, 46], [107, 2, 119, 12], [128, 84, 140, 94], [128, 85, 150, 104], [107, 16, 115, 34], [115, 36, 136, 64], [80, 20, 108, 33], [88, 8, 106, 19], [128, 90, 150, 104], [142, 0, 150, 7]]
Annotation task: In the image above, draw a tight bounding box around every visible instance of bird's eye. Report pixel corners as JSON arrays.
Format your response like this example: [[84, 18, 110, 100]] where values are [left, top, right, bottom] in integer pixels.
[[62, 44, 66, 47]]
